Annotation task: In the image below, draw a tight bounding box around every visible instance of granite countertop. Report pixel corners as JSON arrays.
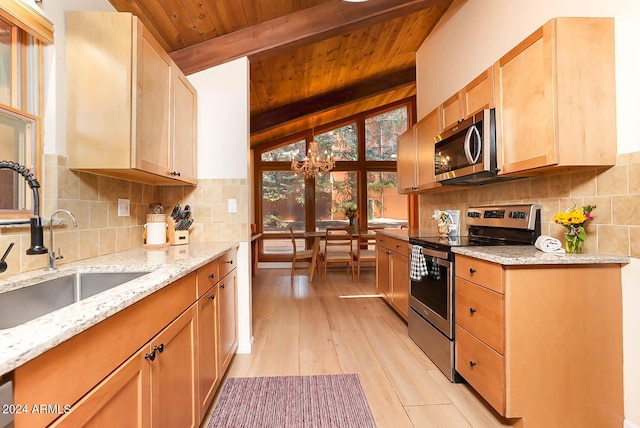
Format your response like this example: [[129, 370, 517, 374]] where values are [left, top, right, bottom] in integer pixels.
[[453, 245, 630, 265], [375, 228, 413, 241], [0, 242, 238, 375]]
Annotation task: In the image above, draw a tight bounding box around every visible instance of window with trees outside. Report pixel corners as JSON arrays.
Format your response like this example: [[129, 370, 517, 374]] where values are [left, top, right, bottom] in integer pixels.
[[255, 99, 413, 259]]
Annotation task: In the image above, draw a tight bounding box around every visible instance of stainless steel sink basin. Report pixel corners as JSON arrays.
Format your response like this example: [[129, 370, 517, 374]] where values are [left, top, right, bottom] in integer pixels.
[[0, 271, 150, 329]]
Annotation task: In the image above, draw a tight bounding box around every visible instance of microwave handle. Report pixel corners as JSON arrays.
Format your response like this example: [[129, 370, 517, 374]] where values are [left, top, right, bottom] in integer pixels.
[[463, 125, 481, 165]]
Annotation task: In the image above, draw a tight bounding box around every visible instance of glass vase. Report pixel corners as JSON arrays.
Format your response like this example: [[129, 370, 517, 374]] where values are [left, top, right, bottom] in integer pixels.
[[564, 231, 585, 254]]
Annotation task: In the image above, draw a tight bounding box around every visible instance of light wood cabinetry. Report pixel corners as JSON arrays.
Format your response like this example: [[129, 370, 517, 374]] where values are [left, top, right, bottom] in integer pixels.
[[397, 109, 441, 194], [66, 11, 197, 186], [454, 254, 624, 427], [440, 67, 495, 131], [440, 92, 464, 132], [495, 18, 616, 176], [14, 248, 239, 427], [375, 234, 409, 320]]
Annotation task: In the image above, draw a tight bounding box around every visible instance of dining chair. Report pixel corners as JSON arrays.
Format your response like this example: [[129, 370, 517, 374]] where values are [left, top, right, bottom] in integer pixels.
[[320, 227, 355, 281], [353, 227, 382, 282], [289, 227, 317, 282]]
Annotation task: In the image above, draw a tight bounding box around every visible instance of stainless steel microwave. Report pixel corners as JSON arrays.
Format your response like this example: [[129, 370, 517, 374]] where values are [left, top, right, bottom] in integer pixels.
[[434, 108, 498, 184]]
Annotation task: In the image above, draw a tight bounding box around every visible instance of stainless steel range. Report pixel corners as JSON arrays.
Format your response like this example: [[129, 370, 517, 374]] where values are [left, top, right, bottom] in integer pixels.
[[408, 204, 541, 382]]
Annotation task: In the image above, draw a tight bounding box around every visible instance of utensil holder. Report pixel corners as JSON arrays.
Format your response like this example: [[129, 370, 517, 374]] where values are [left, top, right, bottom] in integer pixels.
[[167, 217, 190, 246]]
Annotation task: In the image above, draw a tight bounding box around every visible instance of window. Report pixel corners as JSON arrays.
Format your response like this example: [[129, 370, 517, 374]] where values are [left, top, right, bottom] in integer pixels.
[[255, 99, 413, 260]]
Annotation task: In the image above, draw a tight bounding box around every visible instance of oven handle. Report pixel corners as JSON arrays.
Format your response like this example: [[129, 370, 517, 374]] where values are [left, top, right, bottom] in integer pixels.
[[408, 244, 449, 260]]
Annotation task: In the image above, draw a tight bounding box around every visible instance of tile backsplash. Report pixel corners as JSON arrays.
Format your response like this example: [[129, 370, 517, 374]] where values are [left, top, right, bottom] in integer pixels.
[[0, 155, 248, 276], [419, 151, 640, 258]]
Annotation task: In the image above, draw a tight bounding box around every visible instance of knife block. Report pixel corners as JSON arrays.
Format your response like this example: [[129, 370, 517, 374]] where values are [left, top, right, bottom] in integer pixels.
[[167, 218, 190, 246]]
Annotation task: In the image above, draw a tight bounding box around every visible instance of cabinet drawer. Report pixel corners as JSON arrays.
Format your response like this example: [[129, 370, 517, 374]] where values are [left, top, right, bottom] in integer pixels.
[[456, 326, 505, 415], [455, 278, 504, 354], [378, 236, 409, 257], [197, 260, 219, 298], [219, 248, 237, 279], [456, 255, 503, 293]]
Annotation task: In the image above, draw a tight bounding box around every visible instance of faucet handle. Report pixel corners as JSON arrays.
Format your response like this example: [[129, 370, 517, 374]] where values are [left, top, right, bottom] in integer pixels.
[[55, 248, 64, 261], [0, 242, 15, 273]]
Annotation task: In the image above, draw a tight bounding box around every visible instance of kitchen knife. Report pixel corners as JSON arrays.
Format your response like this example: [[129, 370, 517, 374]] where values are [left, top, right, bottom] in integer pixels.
[[170, 204, 181, 221]]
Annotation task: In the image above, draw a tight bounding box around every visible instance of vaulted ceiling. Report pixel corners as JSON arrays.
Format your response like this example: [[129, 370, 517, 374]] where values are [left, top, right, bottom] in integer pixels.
[[107, 0, 454, 149]]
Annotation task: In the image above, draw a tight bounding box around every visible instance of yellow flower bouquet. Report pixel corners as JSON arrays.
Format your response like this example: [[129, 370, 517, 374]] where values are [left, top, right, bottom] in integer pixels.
[[552, 205, 596, 253]]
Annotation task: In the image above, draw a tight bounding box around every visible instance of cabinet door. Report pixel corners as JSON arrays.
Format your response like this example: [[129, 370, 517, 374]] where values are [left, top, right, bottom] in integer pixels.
[[51, 348, 151, 428], [495, 26, 556, 174], [375, 244, 390, 299], [172, 69, 198, 184], [218, 269, 237, 374], [440, 91, 464, 131], [197, 285, 219, 420], [464, 67, 495, 117], [150, 306, 198, 428], [390, 252, 409, 320], [415, 109, 441, 191], [396, 126, 417, 193], [135, 26, 172, 177]]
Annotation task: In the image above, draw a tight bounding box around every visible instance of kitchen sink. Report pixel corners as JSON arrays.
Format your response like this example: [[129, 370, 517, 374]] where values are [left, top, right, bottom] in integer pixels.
[[0, 271, 150, 330]]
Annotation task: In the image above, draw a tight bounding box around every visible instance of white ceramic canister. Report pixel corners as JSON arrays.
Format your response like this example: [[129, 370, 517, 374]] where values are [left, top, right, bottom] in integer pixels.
[[144, 214, 167, 245]]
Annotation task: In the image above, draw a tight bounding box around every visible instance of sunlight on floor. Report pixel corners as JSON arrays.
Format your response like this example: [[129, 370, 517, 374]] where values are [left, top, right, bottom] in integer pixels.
[[338, 294, 382, 299]]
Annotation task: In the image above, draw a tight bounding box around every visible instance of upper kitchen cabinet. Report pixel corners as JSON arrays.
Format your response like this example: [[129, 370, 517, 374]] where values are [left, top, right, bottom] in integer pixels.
[[495, 18, 616, 176], [440, 67, 495, 131], [397, 109, 442, 194], [65, 12, 197, 186]]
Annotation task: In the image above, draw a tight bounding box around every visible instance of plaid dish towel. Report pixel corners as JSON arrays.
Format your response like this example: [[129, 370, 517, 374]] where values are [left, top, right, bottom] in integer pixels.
[[410, 245, 429, 281]]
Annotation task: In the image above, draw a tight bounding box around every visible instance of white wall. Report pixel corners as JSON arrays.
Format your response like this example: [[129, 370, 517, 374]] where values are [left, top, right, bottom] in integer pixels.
[[189, 59, 253, 353], [190, 59, 250, 179], [417, 1, 640, 425]]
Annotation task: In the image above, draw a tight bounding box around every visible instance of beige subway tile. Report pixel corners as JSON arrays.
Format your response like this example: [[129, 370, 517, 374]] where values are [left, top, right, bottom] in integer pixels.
[[78, 229, 100, 260], [108, 202, 124, 228], [530, 176, 549, 199], [116, 227, 132, 252], [54, 230, 79, 265], [570, 170, 597, 197], [57, 200, 90, 230], [612, 195, 640, 226], [98, 176, 116, 202], [582, 196, 612, 225], [131, 225, 144, 248], [58, 167, 79, 200], [44, 161, 58, 200], [548, 173, 571, 198], [212, 204, 231, 223], [629, 163, 640, 195], [630, 227, 640, 258], [130, 182, 143, 204], [90, 201, 109, 229], [617, 151, 640, 165], [192, 204, 213, 224], [78, 172, 99, 201], [99, 228, 117, 255], [115, 179, 131, 200], [512, 178, 531, 200], [161, 187, 185, 206], [597, 165, 628, 196], [597, 225, 629, 256]]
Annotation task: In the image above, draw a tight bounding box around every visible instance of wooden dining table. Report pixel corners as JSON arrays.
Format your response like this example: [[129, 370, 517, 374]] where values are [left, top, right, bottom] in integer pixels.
[[303, 228, 377, 282]]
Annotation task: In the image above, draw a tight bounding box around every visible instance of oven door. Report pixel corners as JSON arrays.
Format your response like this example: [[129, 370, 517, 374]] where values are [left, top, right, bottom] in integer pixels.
[[409, 247, 454, 339]]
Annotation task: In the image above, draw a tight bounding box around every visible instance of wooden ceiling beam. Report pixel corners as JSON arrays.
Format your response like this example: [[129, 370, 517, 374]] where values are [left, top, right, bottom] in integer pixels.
[[170, 0, 450, 75], [250, 67, 416, 135]]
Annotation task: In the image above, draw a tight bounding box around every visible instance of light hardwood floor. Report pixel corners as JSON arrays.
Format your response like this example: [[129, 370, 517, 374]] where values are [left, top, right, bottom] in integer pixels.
[[201, 267, 517, 428]]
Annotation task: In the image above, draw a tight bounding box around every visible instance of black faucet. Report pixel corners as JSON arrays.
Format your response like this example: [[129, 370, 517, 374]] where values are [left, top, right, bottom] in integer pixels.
[[0, 161, 47, 255]]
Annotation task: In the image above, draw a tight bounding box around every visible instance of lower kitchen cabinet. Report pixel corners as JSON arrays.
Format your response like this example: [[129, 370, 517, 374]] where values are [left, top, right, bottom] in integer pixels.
[[454, 255, 624, 427], [13, 247, 238, 428], [51, 306, 197, 428], [375, 234, 409, 320]]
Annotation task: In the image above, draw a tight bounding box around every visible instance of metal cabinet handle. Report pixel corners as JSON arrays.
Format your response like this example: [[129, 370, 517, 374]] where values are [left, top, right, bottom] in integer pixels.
[[225, 260, 233, 264], [469, 307, 477, 314], [469, 360, 477, 367], [221, 284, 225, 289], [208, 294, 216, 300], [170, 171, 181, 177], [208, 273, 216, 280], [469, 268, 477, 274], [154, 344, 165, 353], [145, 351, 156, 362]]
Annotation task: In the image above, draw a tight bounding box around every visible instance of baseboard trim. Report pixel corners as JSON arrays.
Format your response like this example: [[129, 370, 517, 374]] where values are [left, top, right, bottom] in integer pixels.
[[236, 336, 254, 354]]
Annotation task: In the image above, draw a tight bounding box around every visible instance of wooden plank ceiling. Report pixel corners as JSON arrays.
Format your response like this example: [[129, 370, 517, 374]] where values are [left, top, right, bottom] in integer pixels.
[[107, 0, 453, 149]]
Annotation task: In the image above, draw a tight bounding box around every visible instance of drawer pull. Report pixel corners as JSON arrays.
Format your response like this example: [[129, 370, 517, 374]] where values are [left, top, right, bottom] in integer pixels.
[[145, 351, 156, 362], [469, 268, 477, 274], [469, 307, 477, 314], [208, 294, 216, 300], [221, 284, 225, 289], [225, 260, 233, 265], [208, 273, 216, 280], [154, 344, 165, 353], [469, 360, 477, 367]]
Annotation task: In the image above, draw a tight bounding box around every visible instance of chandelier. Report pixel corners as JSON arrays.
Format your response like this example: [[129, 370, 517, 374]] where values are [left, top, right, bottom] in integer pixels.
[[291, 141, 335, 178]]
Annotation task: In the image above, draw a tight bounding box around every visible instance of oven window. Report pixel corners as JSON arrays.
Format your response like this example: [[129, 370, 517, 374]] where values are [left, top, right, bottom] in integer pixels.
[[412, 260, 449, 321]]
